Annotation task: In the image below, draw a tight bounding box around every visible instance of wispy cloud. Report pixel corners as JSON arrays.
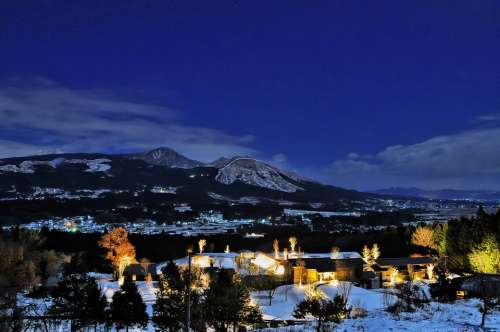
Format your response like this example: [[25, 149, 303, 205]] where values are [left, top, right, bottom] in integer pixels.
[[0, 78, 257, 161], [328, 128, 500, 190]]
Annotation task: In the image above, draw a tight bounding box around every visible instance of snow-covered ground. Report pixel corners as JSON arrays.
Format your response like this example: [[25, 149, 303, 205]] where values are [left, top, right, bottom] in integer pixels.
[[251, 283, 395, 321], [18, 275, 500, 331], [252, 283, 500, 331]]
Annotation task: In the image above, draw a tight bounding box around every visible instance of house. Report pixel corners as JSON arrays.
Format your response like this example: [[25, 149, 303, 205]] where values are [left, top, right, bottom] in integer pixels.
[[375, 256, 435, 283], [124, 262, 158, 281], [287, 252, 364, 284], [455, 274, 500, 298]]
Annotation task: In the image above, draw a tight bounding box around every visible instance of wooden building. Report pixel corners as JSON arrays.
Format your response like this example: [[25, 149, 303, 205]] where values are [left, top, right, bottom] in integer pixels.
[[124, 262, 158, 281]]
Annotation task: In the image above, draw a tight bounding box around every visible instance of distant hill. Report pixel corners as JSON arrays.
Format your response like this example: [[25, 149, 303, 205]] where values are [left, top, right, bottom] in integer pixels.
[[0, 148, 378, 206], [372, 187, 500, 202]]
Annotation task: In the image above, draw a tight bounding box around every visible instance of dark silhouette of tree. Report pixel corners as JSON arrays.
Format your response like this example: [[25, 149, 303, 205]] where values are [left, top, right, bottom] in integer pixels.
[[293, 294, 347, 332], [478, 276, 499, 327], [243, 275, 282, 305], [81, 277, 108, 330], [153, 261, 205, 331], [204, 270, 262, 331], [429, 269, 456, 302], [110, 278, 148, 332], [39, 250, 63, 290], [50, 273, 107, 332], [0, 233, 39, 332]]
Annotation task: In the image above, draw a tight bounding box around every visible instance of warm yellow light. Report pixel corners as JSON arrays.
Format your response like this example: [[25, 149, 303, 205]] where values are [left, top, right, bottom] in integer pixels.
[[192, 255, 211, 268], [252, 253, 276, 270], [274, 265, 285, 275], [426, 264, 435, 280], [389, 267, 399, 286]]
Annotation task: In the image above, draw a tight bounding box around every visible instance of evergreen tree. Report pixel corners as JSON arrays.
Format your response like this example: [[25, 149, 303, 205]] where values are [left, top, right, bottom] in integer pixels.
[[293, 294, 347, 332], [50, 273, 104, 332], [110, 278, 148, 332], [154, 261, 206, 331], [204, 270, 262, 331], [81, 277, 108, 330], [153, 261, 187, 331]]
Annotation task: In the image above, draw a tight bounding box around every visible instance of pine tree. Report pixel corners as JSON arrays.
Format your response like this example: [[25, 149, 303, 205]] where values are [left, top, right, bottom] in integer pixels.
[[81, 277, 108, 330], [50, 274, 107, 332], [153, 261, 187, 331], [204, 270, 262, 331], [110, 278, 148, 332], [293, 294, 347, 332]]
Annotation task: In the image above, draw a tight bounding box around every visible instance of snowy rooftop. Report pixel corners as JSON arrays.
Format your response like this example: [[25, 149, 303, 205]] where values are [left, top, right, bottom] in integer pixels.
[[287, 251, 362, 259]]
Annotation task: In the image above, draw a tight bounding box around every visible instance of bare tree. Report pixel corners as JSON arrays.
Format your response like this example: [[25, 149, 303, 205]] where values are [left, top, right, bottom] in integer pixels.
[[362, 245, 371, 263], [289, 237, 298, 253], [338, 281, 352, 312], [371, 244, 381, 261], [478, 276, 499, 327], [98, 227, 136, 280], [273, 239, 279, 258], [198, 239, 207, 254], [411, 226, 437, 250], [331, 246, 340, 259]]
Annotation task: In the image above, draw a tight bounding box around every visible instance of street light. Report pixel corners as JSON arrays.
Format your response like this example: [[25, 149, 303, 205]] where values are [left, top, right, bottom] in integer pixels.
[[186, 246, 193, 332]]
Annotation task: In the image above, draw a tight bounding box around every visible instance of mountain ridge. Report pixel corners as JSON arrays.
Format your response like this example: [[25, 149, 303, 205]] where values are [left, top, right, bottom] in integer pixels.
[[0, 147, 377, 205], [372, 187, 500, 202]]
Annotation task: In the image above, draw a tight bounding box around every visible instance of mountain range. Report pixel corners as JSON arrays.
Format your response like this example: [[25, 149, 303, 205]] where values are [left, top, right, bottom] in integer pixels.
[[0, 147, 376, 206], [372, 187, 500, 202]]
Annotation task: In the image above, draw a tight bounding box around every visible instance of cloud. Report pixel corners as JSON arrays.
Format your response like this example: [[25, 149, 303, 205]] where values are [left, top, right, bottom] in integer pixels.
[[328, 128, 500, 190], [0, 79, 257, 161], [270, 153, 287, 164], [477, 114, 500, 122]]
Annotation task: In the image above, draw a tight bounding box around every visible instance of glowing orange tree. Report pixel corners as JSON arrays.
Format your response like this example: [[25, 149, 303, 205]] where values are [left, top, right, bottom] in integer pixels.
[[99, 227, 136, 280], [411, 226, 437, 250]]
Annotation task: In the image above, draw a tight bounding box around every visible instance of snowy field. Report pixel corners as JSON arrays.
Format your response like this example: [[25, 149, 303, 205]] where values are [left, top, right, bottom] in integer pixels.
[[18, 276, 500, 331], [252, 283, 500, 331]]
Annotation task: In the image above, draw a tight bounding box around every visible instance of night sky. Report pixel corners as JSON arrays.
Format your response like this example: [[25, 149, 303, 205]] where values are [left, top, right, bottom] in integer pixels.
[[0, 1, 498, 190]]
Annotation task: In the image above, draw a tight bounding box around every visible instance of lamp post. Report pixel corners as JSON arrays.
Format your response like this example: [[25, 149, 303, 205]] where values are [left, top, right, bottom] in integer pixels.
[[186, 248, 192, 332]]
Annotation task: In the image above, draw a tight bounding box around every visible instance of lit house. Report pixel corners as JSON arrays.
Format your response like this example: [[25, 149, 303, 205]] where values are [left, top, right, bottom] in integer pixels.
[[124, 262, 158, 281], [375, 256, 435, 283], [287, 252, 364, 284]]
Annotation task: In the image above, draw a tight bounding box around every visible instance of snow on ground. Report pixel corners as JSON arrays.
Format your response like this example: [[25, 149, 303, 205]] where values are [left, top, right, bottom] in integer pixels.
[[253, 283, 500, 331], [17, 276, 500, 331], [251, 283, 397, 321]]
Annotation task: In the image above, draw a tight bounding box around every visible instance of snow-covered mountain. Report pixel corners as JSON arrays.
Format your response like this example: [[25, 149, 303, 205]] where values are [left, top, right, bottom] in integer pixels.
[[0, 148, 376, 204], [214, 157, 303, 193], [129, 147, 202, 169]]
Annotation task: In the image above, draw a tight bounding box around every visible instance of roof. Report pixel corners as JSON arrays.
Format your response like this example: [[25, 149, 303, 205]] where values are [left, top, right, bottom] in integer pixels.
[[376, 257, 434, 267], [124, 263, 157, 276], [289, 257, 362, 272], [460, 274, 500, 295], [287, 252, 362, 260], [194, 252, 239, 258]]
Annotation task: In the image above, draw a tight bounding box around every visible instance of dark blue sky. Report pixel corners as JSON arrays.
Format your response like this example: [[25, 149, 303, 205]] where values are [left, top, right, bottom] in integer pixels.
[[0, 1, 499, 190]]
